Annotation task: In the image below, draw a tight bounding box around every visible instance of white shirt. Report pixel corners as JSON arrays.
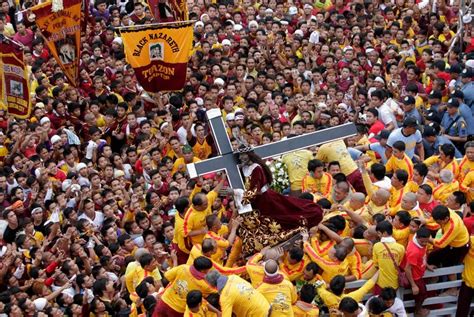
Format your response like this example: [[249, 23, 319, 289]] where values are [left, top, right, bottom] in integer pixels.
[[78, 211, 104, 230], [377, 102, 398, 128]]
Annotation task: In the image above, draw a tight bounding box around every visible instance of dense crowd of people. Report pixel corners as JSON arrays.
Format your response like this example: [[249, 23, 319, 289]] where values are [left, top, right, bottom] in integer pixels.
[[0, 0, 474, 316]]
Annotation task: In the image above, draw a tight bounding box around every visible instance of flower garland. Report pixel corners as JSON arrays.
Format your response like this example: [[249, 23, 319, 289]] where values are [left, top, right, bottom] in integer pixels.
[[265, 158, 290, 193]]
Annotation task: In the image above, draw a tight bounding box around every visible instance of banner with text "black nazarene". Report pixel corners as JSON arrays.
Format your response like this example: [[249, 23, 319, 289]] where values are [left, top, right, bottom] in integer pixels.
[[120, 21, 194, 92]]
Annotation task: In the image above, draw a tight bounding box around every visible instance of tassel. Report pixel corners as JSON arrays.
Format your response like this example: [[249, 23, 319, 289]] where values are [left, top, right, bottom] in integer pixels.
[[51, 0, 64, 12]]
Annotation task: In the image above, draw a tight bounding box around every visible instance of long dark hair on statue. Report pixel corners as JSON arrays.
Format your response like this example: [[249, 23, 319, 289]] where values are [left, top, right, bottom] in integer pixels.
[[235, 146, 273, 185]]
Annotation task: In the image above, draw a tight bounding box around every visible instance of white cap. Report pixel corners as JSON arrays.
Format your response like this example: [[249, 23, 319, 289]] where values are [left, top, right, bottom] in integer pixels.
[[288, 6, 297, 15], [76, 162, 87, 171], [226, 113, 235, 121], [248, 20, 258, 28], [112, 37, 122, 45], [265, 8, 274, 14], [343, 46, 354, 53], [114, 170, 125, 178], [36, 102, 45, 109], [221, 39, 231, 46], [466, 59, 474, 69], [195, 21, 204, 28], [365, 47, 376, 54], [62, 179, 72, 192], [294, 29, 304, 38], [304, 3, 313, 9], [50, 135, 61, 144], [281, 20, 289, 25], [214, 78, 225, 86], [234, 24, 243, 31], [33, 298, 48, 311], [195, 97, 204, 106], [463, 14, 472, 24], [40, 117, 50, 125], [309, 31, 320, 44], [374, 76, 385, 84], [338, 103, 349, 111]]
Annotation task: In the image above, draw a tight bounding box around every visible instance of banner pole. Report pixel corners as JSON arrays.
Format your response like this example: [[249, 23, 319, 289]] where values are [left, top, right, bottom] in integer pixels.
[[114, 20, 196, 31]]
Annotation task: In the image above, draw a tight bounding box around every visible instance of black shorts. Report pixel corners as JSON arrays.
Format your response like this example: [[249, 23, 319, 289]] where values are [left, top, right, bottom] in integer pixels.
[[427, 243, 470, 267]]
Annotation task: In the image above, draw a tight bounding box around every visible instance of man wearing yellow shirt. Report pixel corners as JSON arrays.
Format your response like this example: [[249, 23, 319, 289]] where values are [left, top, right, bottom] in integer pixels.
[[292, 284, 320, 317], [460, 170, 474, 202], [171, 145, 201, 175], [456, 236, 474, 316], [155, 257, 217, 315], [185, 239, 246, 276], [385, 141, 414, 180], [302, 159, 333, 198], [457, 142, 474, 182], [404, 163, 432, 194], [203, 214, 241, 265], [388, 170, 409, 215], [183, 178, 225, 246], [428, 206, 469, 267], [184, 290, 220, 317], [316, 139, 366, 194], [257, 259, 297, 316], [172, 197, 191, 265], [280, 247, 310, 282], [129, 254, 162, 296], [282, 149, 313, 196], [392, 211, 412, 248], [424, 143, 459, 179], [433, 170, 459, 204], [317, 272, 379, 315], [205, 270, 271, 317], [372, 221, 405, 293], [125, 248, 149, 294]]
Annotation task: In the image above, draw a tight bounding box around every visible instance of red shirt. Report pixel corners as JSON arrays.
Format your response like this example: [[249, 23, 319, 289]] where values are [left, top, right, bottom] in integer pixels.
[[464, 216, 474, 235], [402, 238, 427, 280], [369, 120, 385, 142], [419, 199, 439, 215]]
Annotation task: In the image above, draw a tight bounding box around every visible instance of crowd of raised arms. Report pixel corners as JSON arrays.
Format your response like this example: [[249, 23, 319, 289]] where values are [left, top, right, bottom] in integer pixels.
[[0, 0, 474, 316]]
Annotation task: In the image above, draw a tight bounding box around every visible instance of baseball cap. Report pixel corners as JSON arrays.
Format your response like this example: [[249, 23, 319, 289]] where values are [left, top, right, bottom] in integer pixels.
[[226, 113, 235, 121], [446, 98, 460, 108], [288, 6, 298, 15], [402, 96, 415, 105], [50, 135, 61, 144], [182, 145, 193, 154], [403, 117, 418, 127], [428, 90, 442, 99], [450, 90, 464, 99], [214, 78, 225, 86], [40, 117, 50, 125], [425, 111, 441, 124], [375, 129, 391, 140], [77, 162, 87, 171], [422, 125, 437, 137], [343, 46, 354, 53], [221, 39, 231, 46], [461, 68, 474, 78], [195, 21, 204, 28]]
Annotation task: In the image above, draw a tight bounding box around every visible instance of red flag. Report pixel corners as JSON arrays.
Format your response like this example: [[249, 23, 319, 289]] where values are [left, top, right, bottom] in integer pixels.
[[31, 0, 81, 86], [0, 41, 31, 119]]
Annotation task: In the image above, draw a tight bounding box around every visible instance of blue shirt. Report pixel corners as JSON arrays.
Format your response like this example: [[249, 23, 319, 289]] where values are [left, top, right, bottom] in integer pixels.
[[461, 82, 474, 108], [387, 128, 423, 159], [459, 102, 474, 136], [441, 112, 467, 137], [422, 136, 463, 159], [404, 108, 424, 125], [368, 142, 388, 163]]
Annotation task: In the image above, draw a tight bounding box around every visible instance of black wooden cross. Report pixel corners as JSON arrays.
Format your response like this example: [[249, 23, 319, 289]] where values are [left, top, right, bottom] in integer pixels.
[[186, 108, 357, 189]]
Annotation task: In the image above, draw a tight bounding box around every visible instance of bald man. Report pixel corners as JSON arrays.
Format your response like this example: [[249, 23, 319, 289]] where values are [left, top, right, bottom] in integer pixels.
[[257, 260, 297, 316]]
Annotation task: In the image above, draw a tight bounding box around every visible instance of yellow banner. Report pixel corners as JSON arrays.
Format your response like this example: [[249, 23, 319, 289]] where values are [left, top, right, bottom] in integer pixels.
[[120, 22, 194, 92]]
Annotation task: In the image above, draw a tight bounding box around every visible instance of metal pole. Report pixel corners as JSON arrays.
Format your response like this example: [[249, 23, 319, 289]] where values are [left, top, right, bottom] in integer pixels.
[[460, 0, 465, 52]]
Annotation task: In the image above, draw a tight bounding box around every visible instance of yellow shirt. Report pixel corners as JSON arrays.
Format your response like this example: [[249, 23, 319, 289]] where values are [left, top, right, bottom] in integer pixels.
[[126, 265, 162, 296], [173, 213, 190, 254], [125, 261, 142, 294], [433, 211, 469, 249], [310, 238, 336, 258], [302, 172, 333, 197], [292, 302, 320, 317], [280, 255, 310, 282], [172, 157, 201, 175], [282, 150, 314, 191], [404, 178, 435, 194], [462, 236, 474, 288], [303, 242, 350, 283], [183, 191, 218, 245], [186, 244, 246, 275], [393, 227, 410, 248], [184, 301, 217, 317], [386, 154, 414, 180], [460, 170, 474, 202], [315, 140, 358, 176], [388, 186, 406, 216], [220, 275, 271, 317], [258, 277, 297, 317], [161, 264, 216, 313], [203, 230, 230, 264], [372, 240, 405, 289], [458, 157, 474, 183], [317, 279, 375, 313], [424, 156, 459, 179], [433, 181, 459, 204]]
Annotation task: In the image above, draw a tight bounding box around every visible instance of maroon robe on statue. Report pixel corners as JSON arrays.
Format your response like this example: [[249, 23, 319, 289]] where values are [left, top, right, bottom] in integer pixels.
[[243, 163, 322, 229]]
